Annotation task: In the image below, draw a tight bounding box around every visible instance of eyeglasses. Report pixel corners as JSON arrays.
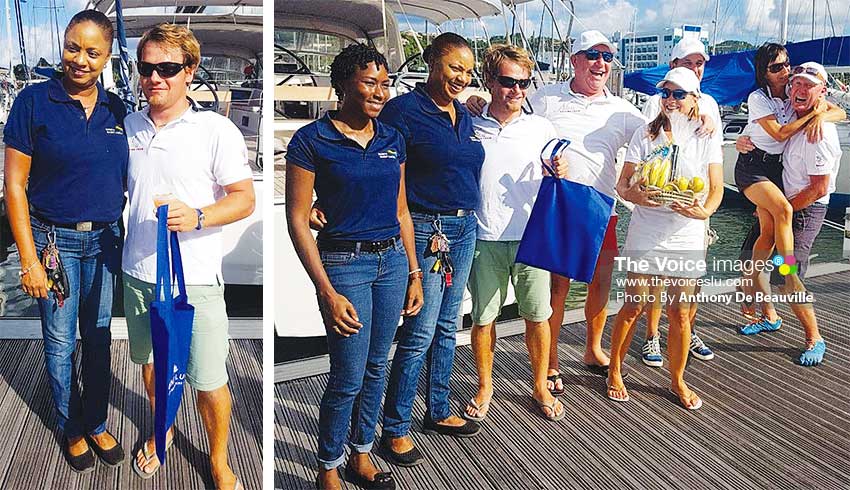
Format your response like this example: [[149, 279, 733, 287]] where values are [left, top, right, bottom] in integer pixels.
[[767, 60, 790, 73], [138, 61, 187, 78], [496, 75, 532, 89], [581, 49, 614, 63], [659, 88, 690, 100], [792, 65, 826, 83]]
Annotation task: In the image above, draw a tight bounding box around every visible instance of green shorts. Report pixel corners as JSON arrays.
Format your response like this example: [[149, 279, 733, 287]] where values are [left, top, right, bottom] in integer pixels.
[[468, 240, 552, 325], [123, 272, 230, 391]]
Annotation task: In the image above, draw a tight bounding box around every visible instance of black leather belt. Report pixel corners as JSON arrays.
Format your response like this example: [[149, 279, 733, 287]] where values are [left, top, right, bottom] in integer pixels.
[[409, 203, 473, 217], [31, 212, 111, 232], [318, 235, 400, 253], [750, 147, 782, 164]]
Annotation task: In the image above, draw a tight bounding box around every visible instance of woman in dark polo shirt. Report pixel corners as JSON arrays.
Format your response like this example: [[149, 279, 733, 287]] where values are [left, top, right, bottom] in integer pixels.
[[378, 33, 486, 466], [286, 44, 423, 490], [3, 10, 127, 472]]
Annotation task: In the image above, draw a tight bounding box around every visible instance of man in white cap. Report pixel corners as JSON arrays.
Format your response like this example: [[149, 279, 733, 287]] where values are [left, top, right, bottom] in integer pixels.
[[467, 30, 646, 396], [755, 61, 840, 367], [638, 36, 722, 368]]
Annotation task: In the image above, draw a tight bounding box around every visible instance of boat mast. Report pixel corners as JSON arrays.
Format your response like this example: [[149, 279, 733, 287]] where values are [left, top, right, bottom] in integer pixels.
[[12, 0, 27, 79], [711, 0, 719, 55], [4, 0, 13, 73], [780, 0, 789, 43]]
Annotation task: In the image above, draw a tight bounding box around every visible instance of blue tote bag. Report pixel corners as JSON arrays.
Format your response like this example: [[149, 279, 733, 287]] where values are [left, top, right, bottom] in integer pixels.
[[150, 205, 194, 465], [516, 139, 615, 283]]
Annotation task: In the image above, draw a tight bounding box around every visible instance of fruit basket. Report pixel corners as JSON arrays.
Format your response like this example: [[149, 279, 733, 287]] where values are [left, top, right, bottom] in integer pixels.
[[631, 144, 706, 207]]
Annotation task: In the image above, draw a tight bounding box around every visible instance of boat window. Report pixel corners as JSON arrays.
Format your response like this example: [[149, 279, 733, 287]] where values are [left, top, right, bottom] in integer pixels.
[[275, 29, 356, 75], [199, 55, 257, 86]]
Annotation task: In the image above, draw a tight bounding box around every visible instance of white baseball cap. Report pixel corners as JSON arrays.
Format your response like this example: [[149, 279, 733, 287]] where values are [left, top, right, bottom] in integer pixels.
[[655, 67, 701, 94], [791, 61, 828, 85], [572, 30, 617, 55], [670, 37, 709, 62]]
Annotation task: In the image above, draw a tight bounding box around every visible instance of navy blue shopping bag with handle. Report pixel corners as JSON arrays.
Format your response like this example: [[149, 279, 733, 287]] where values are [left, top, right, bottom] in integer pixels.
[[516, 139, 615, 283], [150, 204, 194, 465]]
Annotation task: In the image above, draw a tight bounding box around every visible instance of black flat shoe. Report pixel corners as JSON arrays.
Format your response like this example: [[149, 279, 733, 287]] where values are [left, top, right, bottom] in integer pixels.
[[585, 363, 629, 379], [343, 464, 395, 490], [422, 416, 481, 438], [87, 431, 126, 466], [63, 437, 96, 473], [378, 436, 425, 467]]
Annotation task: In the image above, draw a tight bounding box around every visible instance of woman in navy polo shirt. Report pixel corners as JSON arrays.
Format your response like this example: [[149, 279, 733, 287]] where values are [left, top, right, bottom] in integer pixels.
[[286, 44, 423, 490], [3, 10, 127, 472], [378, 33, 486, 466]]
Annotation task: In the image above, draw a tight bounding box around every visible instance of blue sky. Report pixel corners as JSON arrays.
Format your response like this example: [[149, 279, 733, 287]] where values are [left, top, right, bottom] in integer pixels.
[[3, 0, 850, 68]]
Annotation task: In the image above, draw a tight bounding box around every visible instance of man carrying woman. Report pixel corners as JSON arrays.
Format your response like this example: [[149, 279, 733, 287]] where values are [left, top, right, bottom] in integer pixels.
[[609, 68, 724, 410], [4, 9, 126, 472], [287, 43, 423, 490], [463, 44, 566, 423]]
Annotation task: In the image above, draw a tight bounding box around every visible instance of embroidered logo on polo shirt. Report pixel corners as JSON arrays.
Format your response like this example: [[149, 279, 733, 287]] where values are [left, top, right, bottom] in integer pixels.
[[378, 149, 398, 159], [469, 134, 482, 142], [105, 125, 125, 135], [814, 153, 827, 167]]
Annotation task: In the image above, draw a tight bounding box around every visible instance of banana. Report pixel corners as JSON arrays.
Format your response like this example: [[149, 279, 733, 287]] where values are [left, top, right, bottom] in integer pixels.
[[640, 161, 653, 182], [648, 163, 662, 188], [656, 160, 671, 188]]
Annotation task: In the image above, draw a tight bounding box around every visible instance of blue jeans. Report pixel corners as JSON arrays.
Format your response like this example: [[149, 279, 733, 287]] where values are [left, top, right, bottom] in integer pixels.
[[383, 212, 477, 437], [317, 242, 408, 470], [31, 217, 121, 438]]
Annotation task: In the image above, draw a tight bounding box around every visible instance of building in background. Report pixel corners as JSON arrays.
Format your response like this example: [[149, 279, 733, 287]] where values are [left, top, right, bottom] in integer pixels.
[[612, 25, 710, 72]]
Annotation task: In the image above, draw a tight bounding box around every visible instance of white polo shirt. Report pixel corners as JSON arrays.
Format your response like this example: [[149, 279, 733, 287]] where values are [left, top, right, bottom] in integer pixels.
[[642, 91, 724, 153], [782, 119, 841, 206], [528, 81, 645, 213], [472, 106, 558, 241], [123, 106, 253, 285], [744, 87, 794, 154]]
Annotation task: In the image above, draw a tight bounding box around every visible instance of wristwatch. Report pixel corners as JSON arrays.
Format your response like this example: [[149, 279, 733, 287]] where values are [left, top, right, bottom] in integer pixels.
[[195, 208, 206, 230]]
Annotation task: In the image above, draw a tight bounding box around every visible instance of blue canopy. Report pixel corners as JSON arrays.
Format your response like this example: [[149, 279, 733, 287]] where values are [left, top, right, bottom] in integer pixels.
[[624, 36, 850, 107]]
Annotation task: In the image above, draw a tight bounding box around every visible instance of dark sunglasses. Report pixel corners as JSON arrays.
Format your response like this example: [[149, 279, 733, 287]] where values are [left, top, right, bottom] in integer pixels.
[[659, 87, 690, 100], [138, 61, 188, 78], [496, 75, 531, 89], [767, 60, 791, 73], [582, 48, 614, 63]]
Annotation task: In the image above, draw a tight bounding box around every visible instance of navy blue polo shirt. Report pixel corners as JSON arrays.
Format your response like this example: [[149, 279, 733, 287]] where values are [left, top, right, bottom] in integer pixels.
[[3, 74, 128, 223], [286, 113, 406, 241], [379, 83, 484, 212]]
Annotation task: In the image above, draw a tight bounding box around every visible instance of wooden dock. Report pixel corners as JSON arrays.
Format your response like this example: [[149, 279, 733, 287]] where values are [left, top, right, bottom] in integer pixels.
[[0, 339, 262, 490], [275, 270, 850, 489]]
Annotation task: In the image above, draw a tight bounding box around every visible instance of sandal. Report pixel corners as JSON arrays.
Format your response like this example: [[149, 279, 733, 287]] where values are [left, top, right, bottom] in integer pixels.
[[132, 436, 174, 479], [546, 372, 565, 396], [669, 389, 702, 410], [606, 384, 630, 403], [218, 477, 244, 490], [462, 396, 491, 422], [534, 397, 565, 421]]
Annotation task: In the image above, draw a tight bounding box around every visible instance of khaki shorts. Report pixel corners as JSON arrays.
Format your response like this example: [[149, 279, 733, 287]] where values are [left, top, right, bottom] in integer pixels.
[[468, 240, 552, 325], [123, 273, 230, 391]]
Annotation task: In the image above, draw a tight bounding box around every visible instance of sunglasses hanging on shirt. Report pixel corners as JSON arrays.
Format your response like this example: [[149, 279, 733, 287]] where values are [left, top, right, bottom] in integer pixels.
[[138, 61, 188, 78]]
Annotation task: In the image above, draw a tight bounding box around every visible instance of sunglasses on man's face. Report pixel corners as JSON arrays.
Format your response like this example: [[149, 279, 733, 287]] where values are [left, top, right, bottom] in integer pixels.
[[767, 60, 790, 74], [659, 87, 689, 100], [496, 75, 531, 89], [582, 48, 614, 63], [138, 61, 187, 78]]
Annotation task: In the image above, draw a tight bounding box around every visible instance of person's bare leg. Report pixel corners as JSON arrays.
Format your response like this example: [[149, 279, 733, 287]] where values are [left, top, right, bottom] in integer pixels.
[[198, 385, 237, 489], [584, 253, 614, 366], [607, 274, 650, 399], [547, 274, 570, 392], [525, 319, 558, 413], [750, 208, 781, 321], [645, 283, 663, 340], [467, 322, 496, 419], [134, 363, 175, 474], [667, 283, 700, 408]]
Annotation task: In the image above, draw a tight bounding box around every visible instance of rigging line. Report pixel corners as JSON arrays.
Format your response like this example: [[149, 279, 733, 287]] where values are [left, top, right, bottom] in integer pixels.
[[394, 0, 424, 56], [825, 0, 835, 37]]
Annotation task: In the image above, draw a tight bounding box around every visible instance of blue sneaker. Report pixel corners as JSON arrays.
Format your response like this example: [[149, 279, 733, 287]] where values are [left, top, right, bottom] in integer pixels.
[[739, 316, 782, 335], [799, 339, 826, 366], [689, 333, 714, 361], [641, 335, 663, 367]]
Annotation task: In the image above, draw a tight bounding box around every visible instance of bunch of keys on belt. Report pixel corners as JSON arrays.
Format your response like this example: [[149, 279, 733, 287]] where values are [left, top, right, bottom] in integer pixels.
[[41, 232, 70, 307], [428, 221, 454, 287]]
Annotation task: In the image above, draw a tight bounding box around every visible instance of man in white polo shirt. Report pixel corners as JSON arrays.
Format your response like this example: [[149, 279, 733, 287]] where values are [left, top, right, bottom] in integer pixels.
[[638, 37, 721, 367], [122, 24, 254, 490], [761, 61, 840, 367], [463, 44, 565, 422], [470, 30, 645, 391]]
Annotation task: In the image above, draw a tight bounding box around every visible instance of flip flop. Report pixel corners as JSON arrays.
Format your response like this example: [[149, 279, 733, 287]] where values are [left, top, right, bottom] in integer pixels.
[[219, 477, 244, 490], [534, 397, 565, 421], [606, 384, 630, 403], [132, 437, 174, 479], [586, 364, 629, 379], [462, 397, 491, 422], [546, 372, 565, 396], [669, 389, 702, 410]]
